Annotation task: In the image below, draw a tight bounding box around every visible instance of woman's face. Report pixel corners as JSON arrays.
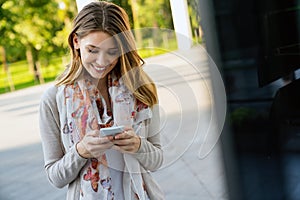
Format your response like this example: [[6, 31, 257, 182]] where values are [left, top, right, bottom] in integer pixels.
[[73, 31, 119, 79]]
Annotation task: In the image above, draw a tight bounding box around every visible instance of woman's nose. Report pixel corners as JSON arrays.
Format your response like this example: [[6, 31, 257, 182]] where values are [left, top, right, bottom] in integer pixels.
[[96, 52, 109, 66]]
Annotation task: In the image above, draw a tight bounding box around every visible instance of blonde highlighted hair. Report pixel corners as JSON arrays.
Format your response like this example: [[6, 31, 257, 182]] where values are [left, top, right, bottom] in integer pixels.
[[56, 1, 158, 106]]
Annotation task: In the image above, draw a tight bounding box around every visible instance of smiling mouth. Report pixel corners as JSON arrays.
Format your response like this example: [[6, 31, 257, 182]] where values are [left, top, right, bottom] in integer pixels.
[[92, 63, 111, 72], [94, 66, 106, 71]]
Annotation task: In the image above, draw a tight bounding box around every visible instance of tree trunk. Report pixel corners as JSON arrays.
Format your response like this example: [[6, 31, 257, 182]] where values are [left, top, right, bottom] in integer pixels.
[[0, 46, 15, 91], [26, 46, 35, 74], [0, 46, 8, 73], [26, 45, 43, 84]]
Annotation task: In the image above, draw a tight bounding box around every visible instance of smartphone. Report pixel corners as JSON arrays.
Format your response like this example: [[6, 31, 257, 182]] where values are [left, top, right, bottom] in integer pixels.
[[100, 126, 124, 137]]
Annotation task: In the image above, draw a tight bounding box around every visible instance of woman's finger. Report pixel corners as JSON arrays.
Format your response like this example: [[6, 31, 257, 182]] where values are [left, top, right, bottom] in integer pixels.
[[112, 134, 141, 153], [114, 130, 135, 140], [113, 138, 133, 146], [98, 136, 113, 144]]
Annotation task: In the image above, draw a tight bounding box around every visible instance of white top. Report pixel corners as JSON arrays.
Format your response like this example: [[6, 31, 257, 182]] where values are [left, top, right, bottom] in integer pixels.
[[39, 85, 164, 200]]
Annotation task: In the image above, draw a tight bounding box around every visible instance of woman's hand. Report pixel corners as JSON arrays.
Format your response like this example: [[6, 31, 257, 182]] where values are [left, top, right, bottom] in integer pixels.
[[112, 127, 141, 153], [76, 130, 114, 158]]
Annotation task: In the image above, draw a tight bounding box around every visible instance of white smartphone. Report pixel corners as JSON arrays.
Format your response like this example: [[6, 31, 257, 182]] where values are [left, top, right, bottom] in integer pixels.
[[100, 126, 124, 137]]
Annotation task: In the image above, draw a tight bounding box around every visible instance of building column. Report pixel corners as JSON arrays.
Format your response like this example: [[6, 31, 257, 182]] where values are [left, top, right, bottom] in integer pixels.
[[169, 0, 193, 50], [75, 0, 93, 12]]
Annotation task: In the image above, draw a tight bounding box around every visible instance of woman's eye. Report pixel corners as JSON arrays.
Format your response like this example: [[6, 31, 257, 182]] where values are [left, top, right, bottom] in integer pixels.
[[107, 50, 118, 56], [88, 49, 98, 54]]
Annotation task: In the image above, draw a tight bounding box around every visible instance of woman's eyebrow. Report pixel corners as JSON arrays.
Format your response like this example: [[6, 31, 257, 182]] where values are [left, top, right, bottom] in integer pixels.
[[86, 44, 117, 50], [108, 47, 118, 50], [86, 44, 100, 49]]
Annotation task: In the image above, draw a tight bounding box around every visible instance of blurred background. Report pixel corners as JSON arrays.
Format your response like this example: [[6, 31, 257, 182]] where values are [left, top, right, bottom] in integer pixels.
[[0, 0, 200, 94], [1, 0, 300, 200]]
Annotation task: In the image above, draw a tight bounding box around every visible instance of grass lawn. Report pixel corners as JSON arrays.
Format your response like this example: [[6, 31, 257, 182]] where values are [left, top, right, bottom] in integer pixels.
[[0, 56, 66, 94]]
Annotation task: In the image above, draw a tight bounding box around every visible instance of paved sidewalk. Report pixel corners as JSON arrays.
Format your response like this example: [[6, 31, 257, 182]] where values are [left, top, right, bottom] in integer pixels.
[[0, 46, 228, 200]]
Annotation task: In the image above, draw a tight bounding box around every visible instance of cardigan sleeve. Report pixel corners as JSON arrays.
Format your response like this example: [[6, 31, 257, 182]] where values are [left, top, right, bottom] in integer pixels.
[[39, 86, 87, 188], [133, 105, 163, 171]]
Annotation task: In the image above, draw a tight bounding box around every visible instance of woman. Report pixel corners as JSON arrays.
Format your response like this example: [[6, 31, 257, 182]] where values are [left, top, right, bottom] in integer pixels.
[[39, 1, 164, 200]]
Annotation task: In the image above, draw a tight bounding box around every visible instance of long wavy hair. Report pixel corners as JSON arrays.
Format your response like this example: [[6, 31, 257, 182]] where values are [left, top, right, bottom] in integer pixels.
[[56, 1, 158, 106]]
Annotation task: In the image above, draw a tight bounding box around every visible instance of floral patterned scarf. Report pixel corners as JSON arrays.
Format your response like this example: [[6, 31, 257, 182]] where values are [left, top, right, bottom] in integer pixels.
[[57, 73, 152, 200]]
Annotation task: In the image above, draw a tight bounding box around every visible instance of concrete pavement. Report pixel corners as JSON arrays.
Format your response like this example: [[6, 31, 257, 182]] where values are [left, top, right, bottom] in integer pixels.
[[0, 46, 228, 200]]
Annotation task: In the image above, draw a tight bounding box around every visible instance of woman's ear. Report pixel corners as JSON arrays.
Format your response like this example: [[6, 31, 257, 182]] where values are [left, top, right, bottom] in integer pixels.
[[73, 34, 80, 49]]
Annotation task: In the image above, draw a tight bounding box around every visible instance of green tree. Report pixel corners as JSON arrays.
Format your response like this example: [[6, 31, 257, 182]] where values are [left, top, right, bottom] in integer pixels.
[[0, 0, 26, 64], [0, 0, 77, 83], [187, 0, 202, 42], [112, 0, 173, 47], [108, 0, 133, 26], [137, 0, 173, 47], [138, 0, 173, 29], [52, 0, 77, 53]]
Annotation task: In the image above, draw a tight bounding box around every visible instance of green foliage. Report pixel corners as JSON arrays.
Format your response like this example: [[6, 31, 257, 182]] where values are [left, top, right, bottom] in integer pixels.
[[24, 0, 49, 7], [187, 0, 201, 29], [135, 0, 173, 29], [187, 0, 202, 43], [0, 0, 76, 63], [109, 0, 133, 27]]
